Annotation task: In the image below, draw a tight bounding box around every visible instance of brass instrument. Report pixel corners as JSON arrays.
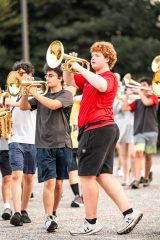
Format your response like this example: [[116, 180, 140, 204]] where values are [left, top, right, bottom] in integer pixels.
[[0, 91, 10, 107], [0, 90, 12, 140], [7, 71, 48, 96], [123, 73, 152, 91], [0, 110, 12, 140], [46, 40, 90, 72], [151, 55, 160, 97]]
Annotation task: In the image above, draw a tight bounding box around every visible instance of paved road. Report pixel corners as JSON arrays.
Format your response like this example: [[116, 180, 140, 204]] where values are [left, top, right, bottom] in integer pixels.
[[0, 154, 160, 240]]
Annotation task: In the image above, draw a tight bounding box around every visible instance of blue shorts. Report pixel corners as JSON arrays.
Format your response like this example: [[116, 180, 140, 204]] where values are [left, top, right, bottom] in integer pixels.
[[37, 147, 72, 183], [9, 143, 37, 174]]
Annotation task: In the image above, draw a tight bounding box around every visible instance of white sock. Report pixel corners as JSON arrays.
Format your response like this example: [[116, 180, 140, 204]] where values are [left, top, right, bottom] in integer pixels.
[[4, 203, 10, 209]]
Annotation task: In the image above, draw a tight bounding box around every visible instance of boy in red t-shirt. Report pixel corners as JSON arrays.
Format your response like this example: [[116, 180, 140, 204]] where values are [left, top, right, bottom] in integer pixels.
[[63, 41, 143, 236], [122, 77, 159, 189]]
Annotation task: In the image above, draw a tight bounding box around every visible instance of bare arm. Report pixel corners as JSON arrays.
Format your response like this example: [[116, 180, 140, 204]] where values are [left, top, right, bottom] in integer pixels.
[[71, 62, 107, 92], [121, 95, 131, 112], [20, 95, 32, 110], [20, 87, 62, 111], [63, 71, 78, 88], [5, 98, 20, 108], [138, 90, 154, 106]]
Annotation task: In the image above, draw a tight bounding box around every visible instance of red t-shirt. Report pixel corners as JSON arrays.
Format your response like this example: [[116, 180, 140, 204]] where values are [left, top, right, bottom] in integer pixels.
[[129, 94, 159, 111], [74, 71, 118, 130]]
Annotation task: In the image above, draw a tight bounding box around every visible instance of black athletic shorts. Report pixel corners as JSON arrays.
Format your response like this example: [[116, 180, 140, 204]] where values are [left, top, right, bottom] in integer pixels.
[[77, 124, 119, 176], [0, 150, 12, 177]]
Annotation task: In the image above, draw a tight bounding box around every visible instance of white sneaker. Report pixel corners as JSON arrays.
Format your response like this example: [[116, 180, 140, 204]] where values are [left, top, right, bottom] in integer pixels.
[[53, 214, 58, 229], [70, 219, 103, 236], [117, 209, 143, 235], [45, 216, 58, 232], [116, 168, 124, 177]]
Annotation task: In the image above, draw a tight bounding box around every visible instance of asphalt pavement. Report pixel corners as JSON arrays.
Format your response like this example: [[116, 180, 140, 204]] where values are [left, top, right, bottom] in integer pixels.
[[0, 154, 160, 240]]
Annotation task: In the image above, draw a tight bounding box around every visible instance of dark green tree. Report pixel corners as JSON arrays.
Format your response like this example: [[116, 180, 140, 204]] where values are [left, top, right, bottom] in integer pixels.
[[0, 0, 160, 88]]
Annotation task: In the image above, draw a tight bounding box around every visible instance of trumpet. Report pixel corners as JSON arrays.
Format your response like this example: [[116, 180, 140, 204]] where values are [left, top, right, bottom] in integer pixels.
[[46, 40, 90, 73], [7, 71, 48, 96], [123, 73, 152, 92], [0, 110, 13, 140]]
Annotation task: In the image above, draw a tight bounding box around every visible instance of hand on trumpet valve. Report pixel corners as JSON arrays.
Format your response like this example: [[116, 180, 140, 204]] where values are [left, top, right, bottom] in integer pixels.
[[27, 85, 38, 96], [69, 52, 78, 57]]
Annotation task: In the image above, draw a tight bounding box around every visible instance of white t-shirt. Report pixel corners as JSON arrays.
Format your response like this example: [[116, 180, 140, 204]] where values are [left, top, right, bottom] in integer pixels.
[[8, 97, 37, 144]]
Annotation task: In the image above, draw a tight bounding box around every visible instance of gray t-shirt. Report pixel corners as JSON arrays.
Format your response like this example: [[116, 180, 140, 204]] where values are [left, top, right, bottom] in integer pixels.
[[29, 90, 73, 148]]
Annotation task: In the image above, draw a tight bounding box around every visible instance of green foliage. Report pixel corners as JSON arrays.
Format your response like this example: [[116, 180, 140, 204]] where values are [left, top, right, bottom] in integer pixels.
[[0, 0, 160, 88]]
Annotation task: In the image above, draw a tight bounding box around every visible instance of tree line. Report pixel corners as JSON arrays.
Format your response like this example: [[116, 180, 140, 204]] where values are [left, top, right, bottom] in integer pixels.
[[0, 0, 160, 89]]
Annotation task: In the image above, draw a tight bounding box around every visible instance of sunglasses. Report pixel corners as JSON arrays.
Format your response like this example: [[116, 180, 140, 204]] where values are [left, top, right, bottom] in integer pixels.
[[18, 71, 27, 77]]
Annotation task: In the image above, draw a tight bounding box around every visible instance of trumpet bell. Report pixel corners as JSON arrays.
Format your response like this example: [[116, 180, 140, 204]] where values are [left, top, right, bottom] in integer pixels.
[[6, 71, 48, 96], [123, 73, 141, 87], [151, 55, 160, 72], [46, 40, 90, 72], [46, 40, 64, 68], [7, 71, 22, 96]]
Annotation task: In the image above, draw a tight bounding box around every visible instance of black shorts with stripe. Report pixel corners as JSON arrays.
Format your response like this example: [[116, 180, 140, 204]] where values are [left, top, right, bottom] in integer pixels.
[[77, 124, 119, 176]]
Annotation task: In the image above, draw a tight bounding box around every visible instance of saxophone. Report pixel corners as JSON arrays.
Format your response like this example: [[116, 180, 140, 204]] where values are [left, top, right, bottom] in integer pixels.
[[0, 91, 13, 140]]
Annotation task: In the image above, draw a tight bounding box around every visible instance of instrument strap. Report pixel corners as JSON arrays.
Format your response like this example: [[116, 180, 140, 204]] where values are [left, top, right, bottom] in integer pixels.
[[11, 96, 22, 114]]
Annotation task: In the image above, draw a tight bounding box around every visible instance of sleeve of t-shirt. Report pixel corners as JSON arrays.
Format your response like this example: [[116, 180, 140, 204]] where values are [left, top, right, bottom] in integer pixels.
[[29, 97, 38, 110], [104, 74, 115, 92], [56, 90, 73, 108], [74, 74, 86, 90], [129, 101, 136, 112], [149, 94, 159, 106]]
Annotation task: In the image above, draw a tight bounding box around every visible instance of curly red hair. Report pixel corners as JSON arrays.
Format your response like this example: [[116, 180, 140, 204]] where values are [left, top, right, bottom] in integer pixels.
[[90, 41, 117, 69]]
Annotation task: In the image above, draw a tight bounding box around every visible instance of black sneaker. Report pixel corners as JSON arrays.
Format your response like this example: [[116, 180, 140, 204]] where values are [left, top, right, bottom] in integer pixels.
[[30, 193, 34, 199], [21, 210, 31, 223], [130, 180, 140, 189], [139, 176, 144, 184], [143, 179, 150, 187], [45, 216, 58, 232], [10, 212, 23, 226], [2, 208, 12, 220], [149, 171, 153, 182]]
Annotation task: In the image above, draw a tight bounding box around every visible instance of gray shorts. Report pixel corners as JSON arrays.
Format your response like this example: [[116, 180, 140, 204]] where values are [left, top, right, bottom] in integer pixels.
[[9, 142, 37, 174], [134, 132, 158, 154]]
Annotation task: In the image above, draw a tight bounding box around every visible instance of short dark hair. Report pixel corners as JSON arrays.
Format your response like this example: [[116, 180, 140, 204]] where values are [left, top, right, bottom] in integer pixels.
[[138, 76, 152, 86], [43, 64, 62, 78], [12, 61, 35, 74]]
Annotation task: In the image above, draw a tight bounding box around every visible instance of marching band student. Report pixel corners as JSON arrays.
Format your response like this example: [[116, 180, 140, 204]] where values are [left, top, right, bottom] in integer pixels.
[[63, 85, 84, 208], [0, 107, 12, 220], [113, 77, 135, 186], [122, 76, 159, 189], [5, 61, 37, 226], [20, 64, 73, 233], [63, 41, 143, 236]]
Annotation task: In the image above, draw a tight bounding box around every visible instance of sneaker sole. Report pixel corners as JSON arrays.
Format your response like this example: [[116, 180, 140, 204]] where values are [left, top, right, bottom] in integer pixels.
[[117, 213, 143, 235]]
